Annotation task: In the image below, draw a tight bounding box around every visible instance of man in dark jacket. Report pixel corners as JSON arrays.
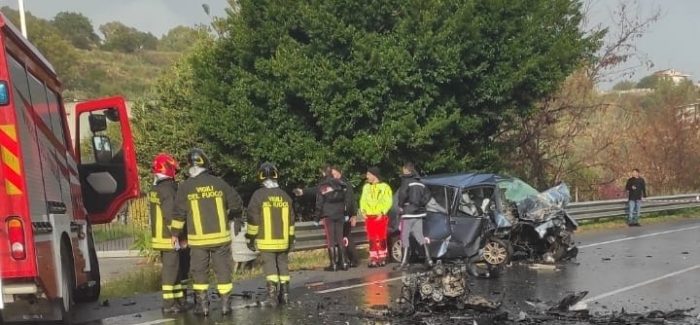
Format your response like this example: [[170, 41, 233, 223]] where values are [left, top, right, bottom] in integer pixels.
[[625, 168, 647, 227], [330, 166, 360, 268], [396, 162, 432, 270], [315, 166, 351, 271], [246, 162, 295, 306]]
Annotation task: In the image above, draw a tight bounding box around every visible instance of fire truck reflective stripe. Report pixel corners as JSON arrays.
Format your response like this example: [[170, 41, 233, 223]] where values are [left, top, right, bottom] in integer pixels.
[[190, 201, 203, 235], [215, 197, 225, 234], [263, 206, 272, 242], [0, 124, 23, 195]]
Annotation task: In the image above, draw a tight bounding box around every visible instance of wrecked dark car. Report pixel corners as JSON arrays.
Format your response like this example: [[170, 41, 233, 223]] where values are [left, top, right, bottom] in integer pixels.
[[388, 173, 578, 268]]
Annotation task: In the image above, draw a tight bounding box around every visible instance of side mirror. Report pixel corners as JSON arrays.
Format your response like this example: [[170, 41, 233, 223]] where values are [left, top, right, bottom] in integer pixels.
[[92, 135, 113, 164], [89, 114, 107, 133]]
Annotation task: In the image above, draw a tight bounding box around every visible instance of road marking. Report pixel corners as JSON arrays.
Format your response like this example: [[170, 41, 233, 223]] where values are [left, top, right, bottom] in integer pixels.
[[130, 319, 175, 325], [578, 225, 700, 249], [317, 276, 404, 294], [580, 263, 700, 304], [316, 224, 700, 295]]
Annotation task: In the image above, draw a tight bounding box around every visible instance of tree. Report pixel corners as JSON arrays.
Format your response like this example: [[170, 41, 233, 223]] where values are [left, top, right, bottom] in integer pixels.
[[0, 7, 81, 88], [159, 26, 206, 52], [636, 74, 660, 89], [100, 22, 158, 53], [612, 80, 636, 91], [52, 11, 100, 49], [140, 0, 599, 194]]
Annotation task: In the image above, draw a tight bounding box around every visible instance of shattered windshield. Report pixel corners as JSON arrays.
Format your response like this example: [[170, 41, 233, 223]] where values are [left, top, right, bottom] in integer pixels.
[[497, 178, 540, 203]]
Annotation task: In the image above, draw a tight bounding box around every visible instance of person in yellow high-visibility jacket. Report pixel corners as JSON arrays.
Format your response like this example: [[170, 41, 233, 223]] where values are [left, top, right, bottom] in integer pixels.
[[359, 167, 393, 267]]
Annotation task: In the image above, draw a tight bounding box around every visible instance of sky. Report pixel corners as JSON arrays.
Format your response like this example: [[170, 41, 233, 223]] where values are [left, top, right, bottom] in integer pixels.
[[2, 0, 698, 88]]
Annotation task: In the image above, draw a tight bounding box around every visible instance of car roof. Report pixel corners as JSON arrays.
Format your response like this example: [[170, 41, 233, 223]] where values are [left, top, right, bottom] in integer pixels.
[[421, 172, 507, 188]]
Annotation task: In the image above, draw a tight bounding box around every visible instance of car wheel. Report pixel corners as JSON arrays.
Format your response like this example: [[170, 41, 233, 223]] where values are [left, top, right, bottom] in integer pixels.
[[482, 238, 512, 267], [390, 235, 403, 264]]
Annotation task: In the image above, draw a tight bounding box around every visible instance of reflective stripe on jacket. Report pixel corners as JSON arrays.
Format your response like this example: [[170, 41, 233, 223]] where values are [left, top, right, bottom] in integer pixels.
[[246, 187, 295, 252], [150, 179, 178, 250], [360, 182, 393, 216], [171, 172, 243, 247]]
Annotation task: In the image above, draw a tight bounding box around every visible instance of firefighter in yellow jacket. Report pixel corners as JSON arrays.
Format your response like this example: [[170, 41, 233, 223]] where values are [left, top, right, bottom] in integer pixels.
[[170, 149, 244, 316], [246, 162, 295, 306], [149, 153, 185, 314]]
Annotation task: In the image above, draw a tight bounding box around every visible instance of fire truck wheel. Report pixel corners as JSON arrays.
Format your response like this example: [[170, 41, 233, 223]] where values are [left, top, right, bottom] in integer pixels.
[[60, 242, 75, 324], [75, 230, 101, 302]]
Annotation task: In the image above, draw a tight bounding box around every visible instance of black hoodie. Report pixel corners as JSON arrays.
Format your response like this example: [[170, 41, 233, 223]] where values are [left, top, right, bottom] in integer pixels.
[[315, 177, 352, 221], [397, 172, 431, 218]]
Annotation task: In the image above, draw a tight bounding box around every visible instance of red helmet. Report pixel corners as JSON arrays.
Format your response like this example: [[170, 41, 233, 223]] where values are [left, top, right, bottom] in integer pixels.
[[151, 153, 178, 178]]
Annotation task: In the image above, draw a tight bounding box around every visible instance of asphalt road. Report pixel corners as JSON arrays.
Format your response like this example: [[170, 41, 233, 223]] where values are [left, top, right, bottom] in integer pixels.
[[67, 218, 700, 324]]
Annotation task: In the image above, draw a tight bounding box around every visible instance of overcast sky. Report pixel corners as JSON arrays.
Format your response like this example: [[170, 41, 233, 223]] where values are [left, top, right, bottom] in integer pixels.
[[3, 0, 698, 87]]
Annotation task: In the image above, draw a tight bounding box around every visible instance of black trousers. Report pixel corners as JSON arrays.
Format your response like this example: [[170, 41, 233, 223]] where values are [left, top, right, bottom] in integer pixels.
[[323, 218, 344, 251], [343, 220, 359, 265], [189, 245, 233, 295]]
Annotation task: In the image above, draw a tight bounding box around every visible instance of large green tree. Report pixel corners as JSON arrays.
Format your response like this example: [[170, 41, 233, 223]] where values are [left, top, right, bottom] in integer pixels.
[[52, 11, 100, 49], [100, 21, 158, 53], [143, 0, 600, 191]]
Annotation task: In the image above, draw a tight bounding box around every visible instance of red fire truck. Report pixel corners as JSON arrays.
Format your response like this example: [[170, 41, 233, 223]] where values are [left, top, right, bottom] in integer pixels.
[[0, 14, 139, 322]]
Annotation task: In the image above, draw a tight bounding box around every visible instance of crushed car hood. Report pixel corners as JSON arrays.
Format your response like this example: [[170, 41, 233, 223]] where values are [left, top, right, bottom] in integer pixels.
[[516, 183, 571, 222]]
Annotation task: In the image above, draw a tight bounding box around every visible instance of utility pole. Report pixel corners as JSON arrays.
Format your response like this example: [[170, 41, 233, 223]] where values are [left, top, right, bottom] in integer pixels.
[[18, 0, 27, 38]]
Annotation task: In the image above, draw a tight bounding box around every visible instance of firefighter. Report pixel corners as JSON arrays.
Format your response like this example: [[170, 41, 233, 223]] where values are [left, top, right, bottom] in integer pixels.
[[246, 162, 296, 306], [149, 153, 185, 314], [170, 148, 244, 316], [359, 167, 393, 267]]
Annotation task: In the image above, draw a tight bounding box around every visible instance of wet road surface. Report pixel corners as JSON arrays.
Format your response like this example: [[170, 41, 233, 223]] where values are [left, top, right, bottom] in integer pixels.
[[69, 218, 700, 324]]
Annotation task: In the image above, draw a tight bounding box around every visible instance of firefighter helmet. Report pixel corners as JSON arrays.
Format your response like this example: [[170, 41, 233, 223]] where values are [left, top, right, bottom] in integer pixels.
[[187, 148, 211, 169], [151, 153, 178, 178], [258, 162, 278, 180]]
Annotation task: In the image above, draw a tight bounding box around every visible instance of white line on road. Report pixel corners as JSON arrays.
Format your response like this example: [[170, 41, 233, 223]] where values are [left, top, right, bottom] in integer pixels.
[[580, 263, 700, 304], [315, 224, 700, 294], [130, 319, 176, 325], [317, 276, 404, 294], [578, 225, 700, 249]]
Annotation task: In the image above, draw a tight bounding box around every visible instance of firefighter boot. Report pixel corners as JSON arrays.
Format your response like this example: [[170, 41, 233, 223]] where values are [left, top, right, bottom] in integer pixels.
[[280, 282, 290, 305], [194, 292, 209, 317], [162, 299, 181, 314], [221, 293, 231, 316], [324, 247, 337, 272], [266, 282, 279, 307]]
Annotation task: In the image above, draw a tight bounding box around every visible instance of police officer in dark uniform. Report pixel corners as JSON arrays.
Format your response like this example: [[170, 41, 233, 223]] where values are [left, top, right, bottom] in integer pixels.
[[246, 162, 296, 306], [149, 153, 184, 314], [170, 149, 244, 316]]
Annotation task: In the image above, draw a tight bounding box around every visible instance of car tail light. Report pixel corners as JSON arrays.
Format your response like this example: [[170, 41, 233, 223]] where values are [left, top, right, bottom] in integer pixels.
[[7, 217, 26, 260]]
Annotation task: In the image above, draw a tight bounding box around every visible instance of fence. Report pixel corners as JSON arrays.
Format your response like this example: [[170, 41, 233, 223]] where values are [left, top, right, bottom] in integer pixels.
[[95, 193, 700, 254]]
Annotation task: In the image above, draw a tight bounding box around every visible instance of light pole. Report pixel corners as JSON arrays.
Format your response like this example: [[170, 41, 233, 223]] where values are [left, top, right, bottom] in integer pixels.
[[18, 0, 27, 38]]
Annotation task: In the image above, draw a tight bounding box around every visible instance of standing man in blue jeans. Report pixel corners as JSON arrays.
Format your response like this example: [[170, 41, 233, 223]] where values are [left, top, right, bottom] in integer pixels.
[[625, 168, 647, 227]]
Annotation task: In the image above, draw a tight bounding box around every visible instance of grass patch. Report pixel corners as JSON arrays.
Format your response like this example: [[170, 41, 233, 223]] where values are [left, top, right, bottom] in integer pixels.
[[577, 207, 700, 232], [92, 224, 139, 243], [101, 264, 161, 299]]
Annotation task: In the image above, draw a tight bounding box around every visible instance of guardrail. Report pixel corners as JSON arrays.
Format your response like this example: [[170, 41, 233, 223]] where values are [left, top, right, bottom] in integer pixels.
[[96, 194, 700, 257], [291, 193, 700, 252]]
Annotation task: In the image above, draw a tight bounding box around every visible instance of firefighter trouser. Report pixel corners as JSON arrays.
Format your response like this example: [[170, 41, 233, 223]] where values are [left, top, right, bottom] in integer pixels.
[[161, 250, 184, 301], [365, 215, 388, 263], [177, 247, 191, 294], [189, 244, 233, 295], [400, 218, 426, 247], [323, 218, 345, 252], [261, 252, 289, 284]]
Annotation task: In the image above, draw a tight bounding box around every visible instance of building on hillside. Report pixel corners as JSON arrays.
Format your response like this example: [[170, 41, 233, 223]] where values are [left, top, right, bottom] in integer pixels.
[[676, 102, 700, 125], [654, 69, 691, 85]]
